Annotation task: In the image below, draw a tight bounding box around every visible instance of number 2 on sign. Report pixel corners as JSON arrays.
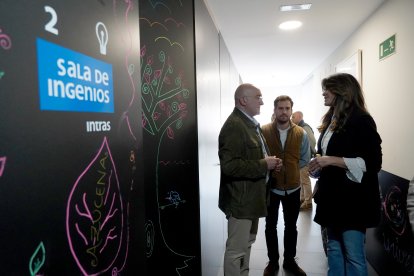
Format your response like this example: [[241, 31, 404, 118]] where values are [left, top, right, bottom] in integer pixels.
[[44, 6, 58, 35]]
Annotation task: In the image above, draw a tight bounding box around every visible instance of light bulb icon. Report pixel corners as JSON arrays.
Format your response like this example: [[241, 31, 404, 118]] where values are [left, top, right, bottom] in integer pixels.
[[96, 22, 108, 55]]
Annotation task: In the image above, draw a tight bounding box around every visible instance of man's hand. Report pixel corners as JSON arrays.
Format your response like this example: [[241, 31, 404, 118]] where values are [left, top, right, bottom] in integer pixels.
[[265, 156, 283, 171]]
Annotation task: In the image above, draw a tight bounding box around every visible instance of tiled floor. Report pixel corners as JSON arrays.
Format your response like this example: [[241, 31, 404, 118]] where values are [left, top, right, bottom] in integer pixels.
[[215, 197, 380, 275]]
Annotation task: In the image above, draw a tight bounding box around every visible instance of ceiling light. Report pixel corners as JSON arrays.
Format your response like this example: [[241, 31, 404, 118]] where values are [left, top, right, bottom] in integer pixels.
[[278, 20, 302, 30], [280, 4, 312, 12]]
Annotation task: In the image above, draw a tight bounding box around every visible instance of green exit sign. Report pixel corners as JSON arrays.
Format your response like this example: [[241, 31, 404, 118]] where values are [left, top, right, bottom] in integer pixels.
[[379, 34, 396, 60]]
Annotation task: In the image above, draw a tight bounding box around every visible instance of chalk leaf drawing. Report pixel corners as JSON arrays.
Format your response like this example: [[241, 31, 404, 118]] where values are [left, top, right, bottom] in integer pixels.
[[66, 137, 125, 275], [29, 241, 45, 276]]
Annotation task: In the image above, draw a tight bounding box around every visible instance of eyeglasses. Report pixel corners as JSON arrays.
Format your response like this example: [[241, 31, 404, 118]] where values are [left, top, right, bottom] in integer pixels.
[[244, 95, 263, 100]]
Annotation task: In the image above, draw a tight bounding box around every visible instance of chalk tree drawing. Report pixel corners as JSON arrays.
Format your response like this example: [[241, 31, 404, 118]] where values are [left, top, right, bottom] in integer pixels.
[[139, 0, 197, 273]]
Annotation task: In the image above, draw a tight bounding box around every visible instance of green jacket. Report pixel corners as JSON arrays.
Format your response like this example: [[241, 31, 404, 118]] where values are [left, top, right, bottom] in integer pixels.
[[218, 108, 269, 219]]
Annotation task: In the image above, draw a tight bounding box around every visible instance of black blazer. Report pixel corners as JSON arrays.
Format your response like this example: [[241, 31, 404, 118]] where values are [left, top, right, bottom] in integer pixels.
[[314, 109, 382, 229]]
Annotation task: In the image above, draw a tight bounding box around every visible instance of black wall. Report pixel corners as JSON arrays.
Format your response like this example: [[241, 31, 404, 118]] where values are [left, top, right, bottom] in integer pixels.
[[1, 0, 201, 275], [139, 0, 201, 275], [0, 1, 145, 275], [367, 170, 414, 275]]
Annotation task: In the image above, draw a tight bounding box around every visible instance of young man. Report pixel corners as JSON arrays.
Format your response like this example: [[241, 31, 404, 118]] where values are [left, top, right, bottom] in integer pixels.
[[261, 96, 310, 276], [218, 83, 282, 276]]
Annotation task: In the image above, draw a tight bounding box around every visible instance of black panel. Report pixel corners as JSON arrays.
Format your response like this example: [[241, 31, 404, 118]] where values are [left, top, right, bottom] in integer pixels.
[[138, 0, 201, 275], [366, 170, 413, 275], [0, 1, 144, 274]]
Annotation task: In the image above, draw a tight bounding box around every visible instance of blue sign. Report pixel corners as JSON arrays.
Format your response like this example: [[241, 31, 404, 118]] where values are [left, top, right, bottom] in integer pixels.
[[37, 38, 114, 113]]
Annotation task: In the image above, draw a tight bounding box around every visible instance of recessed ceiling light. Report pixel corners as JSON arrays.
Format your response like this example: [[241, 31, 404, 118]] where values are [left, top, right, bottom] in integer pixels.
[[278, 20, 303, 30], [280, 4, 312, 12]]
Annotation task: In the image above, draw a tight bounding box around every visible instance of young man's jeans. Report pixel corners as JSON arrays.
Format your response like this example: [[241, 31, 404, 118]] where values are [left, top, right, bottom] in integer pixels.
[[327, 228, 368, 276], [265, 189, 301, 261]]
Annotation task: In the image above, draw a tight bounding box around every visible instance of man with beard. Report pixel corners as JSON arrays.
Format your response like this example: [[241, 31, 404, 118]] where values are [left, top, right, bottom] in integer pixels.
[[261, 95, 310, 276]]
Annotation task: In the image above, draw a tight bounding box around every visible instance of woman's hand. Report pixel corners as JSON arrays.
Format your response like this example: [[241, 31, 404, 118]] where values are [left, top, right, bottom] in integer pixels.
[[309, 155, 346, 172], [308, 155, 322, 175]]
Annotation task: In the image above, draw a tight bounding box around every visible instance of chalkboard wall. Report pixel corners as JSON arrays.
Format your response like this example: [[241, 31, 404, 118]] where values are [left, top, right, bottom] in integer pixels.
[[366, 170, 413, 275], [139, 0, 201, 275], [0, 1, 145, 274]]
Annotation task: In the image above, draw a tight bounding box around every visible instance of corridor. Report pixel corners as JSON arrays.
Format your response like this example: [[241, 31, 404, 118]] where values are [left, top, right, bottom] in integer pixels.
[[216, 182, 379, 276]]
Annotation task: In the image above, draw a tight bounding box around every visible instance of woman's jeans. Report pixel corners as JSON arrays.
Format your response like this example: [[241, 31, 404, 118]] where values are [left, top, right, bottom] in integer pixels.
[[327, 228, 368, 276]]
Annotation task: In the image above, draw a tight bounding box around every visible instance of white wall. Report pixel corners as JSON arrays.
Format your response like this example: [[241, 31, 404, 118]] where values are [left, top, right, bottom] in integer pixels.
[[196, 1, 414, 275], [196, 1, 241, 275], [307, 0, 414, 180], [255, 85, 301, 125], [255, 80, 323, 144]]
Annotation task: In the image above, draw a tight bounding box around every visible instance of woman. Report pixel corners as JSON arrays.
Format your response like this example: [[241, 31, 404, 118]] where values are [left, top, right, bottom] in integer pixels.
[[309, 73, 382, 276]]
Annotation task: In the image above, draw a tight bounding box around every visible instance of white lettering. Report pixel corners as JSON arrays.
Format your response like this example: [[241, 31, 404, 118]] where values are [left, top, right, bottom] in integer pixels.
[[75, 84, 84, 100], [94, 69, 109, 85], [47, 78, 54, 96], [96, 89, 105, 102], [84, 85, 94, 101], [86, 121, 111, 132], [66, 82, 75, 99], [47, 79, 110, 103], [57, 58, 66, 76], [56, 59, 92, 81], [52, 78, 65, 97], [67, 61, 76, 78], [104, 121, 111, 131]]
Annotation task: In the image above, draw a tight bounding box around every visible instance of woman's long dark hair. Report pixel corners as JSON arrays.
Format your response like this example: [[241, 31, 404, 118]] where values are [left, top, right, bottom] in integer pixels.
[[318, 73, 368, 133]]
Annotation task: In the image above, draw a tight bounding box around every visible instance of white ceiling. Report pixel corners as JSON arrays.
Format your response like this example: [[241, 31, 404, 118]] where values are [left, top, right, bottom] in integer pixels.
[[203, 0, 385, 88]]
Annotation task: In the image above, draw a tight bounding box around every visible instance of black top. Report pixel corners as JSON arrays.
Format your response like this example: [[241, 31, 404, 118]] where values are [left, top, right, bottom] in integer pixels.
[[314, 109, 382, 229]]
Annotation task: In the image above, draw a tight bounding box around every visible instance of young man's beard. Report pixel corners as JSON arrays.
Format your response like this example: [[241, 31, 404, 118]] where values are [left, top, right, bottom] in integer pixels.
[[276, 115, 290, 125]]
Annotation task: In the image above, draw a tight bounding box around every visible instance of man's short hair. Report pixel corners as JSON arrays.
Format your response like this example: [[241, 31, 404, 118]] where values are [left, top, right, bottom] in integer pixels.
[[274, 95, 294, 108]]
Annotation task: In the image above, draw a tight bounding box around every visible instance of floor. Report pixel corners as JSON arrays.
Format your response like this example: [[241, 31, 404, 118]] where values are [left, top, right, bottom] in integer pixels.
[[215, 183, 380, 276], [247, 204, 328, 276]]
